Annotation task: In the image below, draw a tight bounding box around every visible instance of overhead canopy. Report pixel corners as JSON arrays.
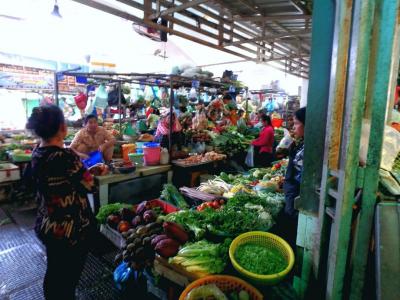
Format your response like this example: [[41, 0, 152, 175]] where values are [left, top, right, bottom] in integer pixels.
[[71, 0, 312, 79]]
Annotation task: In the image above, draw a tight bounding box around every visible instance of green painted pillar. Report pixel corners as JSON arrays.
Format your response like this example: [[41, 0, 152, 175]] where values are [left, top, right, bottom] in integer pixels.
[[298, 0, 335, 215]]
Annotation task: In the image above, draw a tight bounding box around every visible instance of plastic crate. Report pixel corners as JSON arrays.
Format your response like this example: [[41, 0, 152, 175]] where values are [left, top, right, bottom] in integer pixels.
[[100, 224, 126, 249], [100, 199, 178, 249], [0, 163, 20, 183], [148, 199, 179, 214], [147, 279, 168, 300]]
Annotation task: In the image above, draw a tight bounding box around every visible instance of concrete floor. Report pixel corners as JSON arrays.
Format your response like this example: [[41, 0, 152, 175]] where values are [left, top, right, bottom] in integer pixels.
[[0, 202, 150, 300]]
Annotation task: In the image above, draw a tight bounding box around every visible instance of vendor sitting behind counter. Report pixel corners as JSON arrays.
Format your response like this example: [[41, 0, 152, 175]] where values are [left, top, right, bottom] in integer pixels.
[[70, 114, 115, 162]]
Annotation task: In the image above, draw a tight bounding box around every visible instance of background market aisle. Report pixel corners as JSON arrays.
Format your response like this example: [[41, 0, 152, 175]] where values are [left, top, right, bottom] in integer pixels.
[[0, 205, 138, 300]]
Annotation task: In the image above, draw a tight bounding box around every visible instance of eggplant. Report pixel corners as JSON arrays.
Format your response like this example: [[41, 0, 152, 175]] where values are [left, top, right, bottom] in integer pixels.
[[154, 239, 180, 258], [131, 215, 142, 227], [163, 222, 189, 244], [151, 234, 168, 248], [120, 207, 135, 222], [136, 201, 150, 215], [143, 210, 157, 223]]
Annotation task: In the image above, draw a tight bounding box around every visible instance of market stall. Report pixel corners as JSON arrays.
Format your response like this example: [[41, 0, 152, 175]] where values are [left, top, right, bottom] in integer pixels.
[[95, 159, 294, 299], [53, 71, 257, 204]]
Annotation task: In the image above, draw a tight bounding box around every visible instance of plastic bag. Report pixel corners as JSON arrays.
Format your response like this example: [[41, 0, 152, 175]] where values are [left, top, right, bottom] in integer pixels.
[[94, 84, 108, 109], [113, 262, 133, 290], [360, 118, 400, 170], [276, 129, 293, 150], [85, 98, 95, 115], [144, 86, 154, 101], [107, 88, 126, 106], [74, 92, 88, 110], [245, 145, 254, 167]]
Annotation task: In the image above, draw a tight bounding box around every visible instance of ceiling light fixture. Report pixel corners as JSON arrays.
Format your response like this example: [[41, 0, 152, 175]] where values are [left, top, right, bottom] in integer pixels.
[[51, 0, 62, 18]]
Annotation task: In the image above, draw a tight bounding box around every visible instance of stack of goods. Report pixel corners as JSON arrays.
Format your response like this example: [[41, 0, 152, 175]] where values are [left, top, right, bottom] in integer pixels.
[[174, 152, 226, 166], [212, 127, 255, 156]]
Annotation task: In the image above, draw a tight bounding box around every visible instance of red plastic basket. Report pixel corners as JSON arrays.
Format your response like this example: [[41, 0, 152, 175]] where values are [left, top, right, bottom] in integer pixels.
[[148, 199, 179, 214]]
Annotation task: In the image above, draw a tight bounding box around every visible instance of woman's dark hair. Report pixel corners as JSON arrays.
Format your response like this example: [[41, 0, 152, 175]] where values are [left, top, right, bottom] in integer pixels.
[[26, 105, 65, 140], [295, 107, 306, 125], [261, 114, 272, 126], [222, 94, 233, 101], [153, 108, 160, 116], [84, 114, 98, 125]]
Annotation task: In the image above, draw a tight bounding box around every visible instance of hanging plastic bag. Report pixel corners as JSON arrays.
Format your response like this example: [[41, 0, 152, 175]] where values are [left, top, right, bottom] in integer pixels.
[[276, 129, 293, 150], [85, 98, 95, 115], [107, 87, 127, 106], [74, 92, 88, 110], [144, 85, 154, 102], [94, 84, 108, 109], [359, 118, 400, 170], [189, 87, 198, 102], [245, 145, 254, 167]]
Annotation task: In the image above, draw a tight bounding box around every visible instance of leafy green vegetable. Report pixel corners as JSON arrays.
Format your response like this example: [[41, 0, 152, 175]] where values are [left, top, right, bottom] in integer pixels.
[[0, 144, 30, 161], [169, 239, 230, 274], [95, 203, 130, 224], [234, 243, 287, 275], [161, 184, 189, 209], [212, 127, 254, 156]]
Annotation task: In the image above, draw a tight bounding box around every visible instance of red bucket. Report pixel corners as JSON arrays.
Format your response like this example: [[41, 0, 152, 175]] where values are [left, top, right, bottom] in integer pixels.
[[271, 118, 283, 128]]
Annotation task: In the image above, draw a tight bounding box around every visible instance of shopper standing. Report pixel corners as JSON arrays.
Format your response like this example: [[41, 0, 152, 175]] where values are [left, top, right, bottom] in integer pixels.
[[280, 107, 306, 248], [26, 105, 96, 300], [251, 114, 275, 167]]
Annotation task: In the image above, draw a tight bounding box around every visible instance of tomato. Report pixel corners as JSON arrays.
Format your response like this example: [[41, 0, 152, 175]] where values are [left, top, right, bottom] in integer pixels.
[[219, 199, 225, 205], [211, 200, 220, 209], [118, 221, 131, 233]]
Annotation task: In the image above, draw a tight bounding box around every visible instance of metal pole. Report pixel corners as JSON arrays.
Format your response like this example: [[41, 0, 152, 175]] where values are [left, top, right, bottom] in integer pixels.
[[54, 72, 59, 106], [169, 79, 174, 158], [118, 82, 122, 137]]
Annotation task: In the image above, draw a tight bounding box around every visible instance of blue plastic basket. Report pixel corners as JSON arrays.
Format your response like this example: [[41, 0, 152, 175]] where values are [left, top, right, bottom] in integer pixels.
[[82, 151, 103, 168]]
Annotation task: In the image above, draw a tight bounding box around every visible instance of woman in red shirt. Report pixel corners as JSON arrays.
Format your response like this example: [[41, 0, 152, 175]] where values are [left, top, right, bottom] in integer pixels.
[[251, 114, 275, 167]]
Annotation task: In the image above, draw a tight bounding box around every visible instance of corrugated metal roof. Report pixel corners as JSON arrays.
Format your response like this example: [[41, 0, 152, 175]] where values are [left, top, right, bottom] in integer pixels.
[[72, 0, 312, 78]]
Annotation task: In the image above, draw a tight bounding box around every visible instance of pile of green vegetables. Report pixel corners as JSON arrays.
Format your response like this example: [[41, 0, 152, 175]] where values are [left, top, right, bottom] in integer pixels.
[[274, 127, 285, 144], [0, 144, 30, 161], [161, 184, 189, 209], [234, 243, 287, 275], [212, 127, 255, 156], [218, 172, 252, 186], [96, 203, 131, 224], [169, 239, 231, 274], [166, 193, 284, 240], [217, 164, 286, 185]]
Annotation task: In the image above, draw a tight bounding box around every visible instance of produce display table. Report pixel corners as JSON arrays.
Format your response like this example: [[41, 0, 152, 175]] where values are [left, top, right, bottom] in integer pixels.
[[154, 257, 202, 287], [172, 160, 225, 188], [95, 165, 171, 206]]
